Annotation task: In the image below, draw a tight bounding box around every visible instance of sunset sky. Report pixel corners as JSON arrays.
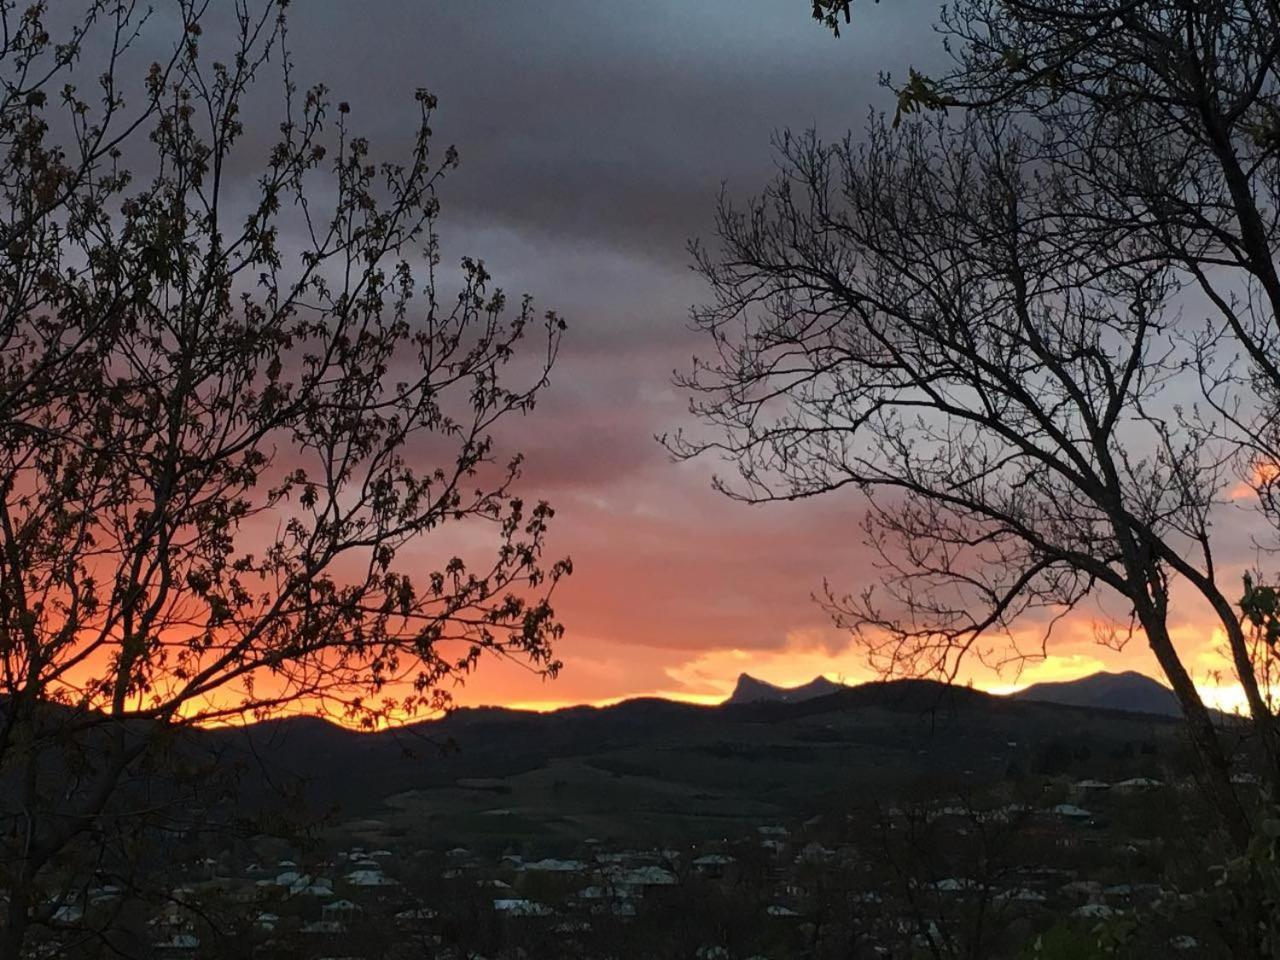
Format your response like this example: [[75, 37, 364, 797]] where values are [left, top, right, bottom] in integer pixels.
[[196, 0, 1264, 716]]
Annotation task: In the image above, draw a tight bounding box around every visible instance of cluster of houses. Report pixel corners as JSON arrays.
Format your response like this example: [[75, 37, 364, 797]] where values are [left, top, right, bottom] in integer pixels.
[[20, 768, 1246, 958]]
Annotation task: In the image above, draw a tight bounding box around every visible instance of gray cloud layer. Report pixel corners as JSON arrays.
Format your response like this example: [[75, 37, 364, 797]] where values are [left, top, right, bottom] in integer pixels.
[[291, 2, 944, 681], [52, 1, 952, 698]]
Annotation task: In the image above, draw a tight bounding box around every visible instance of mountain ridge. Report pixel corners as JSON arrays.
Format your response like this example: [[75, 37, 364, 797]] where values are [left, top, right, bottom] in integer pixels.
[[200, 673, 1185, 820], [216, 669, 1185, 741], [725, 672, 847, 705], [723, 669, 1181, 717], [1008, 669, 1181, 716]]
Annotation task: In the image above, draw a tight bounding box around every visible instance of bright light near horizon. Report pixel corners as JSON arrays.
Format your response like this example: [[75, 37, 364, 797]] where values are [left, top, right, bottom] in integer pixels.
[[499, 691, 727, 713], [500, 673, 1256, 713], [1196, 682, 1254, 717], [203, 670, 1263, 723]]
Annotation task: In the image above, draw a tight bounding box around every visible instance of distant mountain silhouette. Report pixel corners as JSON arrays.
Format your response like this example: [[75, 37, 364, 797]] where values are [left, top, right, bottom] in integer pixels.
[[10, 675, 1193, 843], [206, 676, 1184, 825], [725, 673, 847, 705], [1009, 670, 1181, 716]]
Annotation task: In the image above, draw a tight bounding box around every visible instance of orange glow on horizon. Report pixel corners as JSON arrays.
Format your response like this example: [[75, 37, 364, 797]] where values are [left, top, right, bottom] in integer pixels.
[[38, 604, 1262, 734], [485, 673, 1249, 717], [247, 666, 1256, 732]]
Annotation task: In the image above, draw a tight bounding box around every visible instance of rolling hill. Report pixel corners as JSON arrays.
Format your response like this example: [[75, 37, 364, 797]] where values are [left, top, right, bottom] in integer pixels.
[[1009, 670, 1181, 716], [6, 672, 1189, 856], [192, 676, 1180, 853]]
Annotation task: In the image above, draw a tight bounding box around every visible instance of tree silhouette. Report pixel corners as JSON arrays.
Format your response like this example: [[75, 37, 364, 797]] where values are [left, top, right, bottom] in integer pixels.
[[912, 0, 1280, 759], [670, 113, 1258, 840], [0, 2, 568, 954], [679, 0, 1280, 945]]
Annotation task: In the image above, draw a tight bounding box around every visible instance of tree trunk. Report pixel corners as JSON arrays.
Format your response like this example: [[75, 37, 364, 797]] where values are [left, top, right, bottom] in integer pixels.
[[1143, 615, 1251, 850], [3, 881, 30, 960]]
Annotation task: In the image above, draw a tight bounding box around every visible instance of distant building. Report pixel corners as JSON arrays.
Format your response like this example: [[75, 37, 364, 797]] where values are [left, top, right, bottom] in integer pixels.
[[344, 869, 397, 888], [693, 854, 735, 869], [611, 865, 677, 888], [152, 933, 200, 957], [321, 899, 363, 922], [300, 919, 346, 934], [1114, 777, 1163, 793], [493, 898, 553, 917], [519, 858, 584, 873], [394, 906, 438, 927], [1050, 804, 1093, 820]]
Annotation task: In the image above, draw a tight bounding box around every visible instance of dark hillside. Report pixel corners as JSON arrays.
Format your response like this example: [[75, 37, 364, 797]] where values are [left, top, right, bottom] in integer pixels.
[[1011, 670, 1182, 716]]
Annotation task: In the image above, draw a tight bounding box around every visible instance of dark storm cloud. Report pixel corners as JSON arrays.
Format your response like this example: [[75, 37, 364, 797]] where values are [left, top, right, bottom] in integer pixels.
[[269, 1, 947, 697], [282, 1, 945, 268]]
